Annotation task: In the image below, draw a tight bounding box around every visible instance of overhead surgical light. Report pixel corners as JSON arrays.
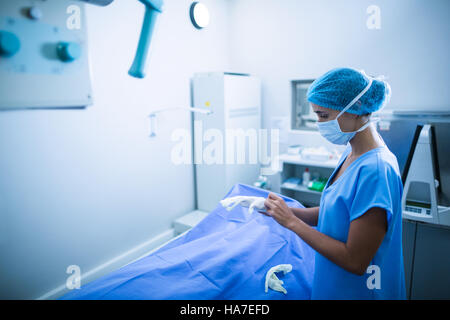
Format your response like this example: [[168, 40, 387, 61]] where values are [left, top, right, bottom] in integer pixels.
[[190, 2, 210, 29]]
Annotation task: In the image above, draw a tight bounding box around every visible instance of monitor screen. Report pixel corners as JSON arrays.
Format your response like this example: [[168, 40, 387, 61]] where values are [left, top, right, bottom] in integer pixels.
[[376, 119, 423, 181]]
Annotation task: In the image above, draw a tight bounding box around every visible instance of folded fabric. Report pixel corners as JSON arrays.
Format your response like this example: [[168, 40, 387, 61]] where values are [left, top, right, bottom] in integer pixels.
[[265, 264, 293, 295], [220, 196, 266, 214]]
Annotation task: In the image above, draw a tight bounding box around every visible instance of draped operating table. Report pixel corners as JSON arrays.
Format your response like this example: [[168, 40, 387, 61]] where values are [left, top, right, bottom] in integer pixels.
[[60, 184, 315, 300]]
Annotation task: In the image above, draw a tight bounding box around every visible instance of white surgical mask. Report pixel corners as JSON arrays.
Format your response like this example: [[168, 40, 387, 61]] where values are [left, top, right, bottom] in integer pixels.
[[316, 75, 373, 145]]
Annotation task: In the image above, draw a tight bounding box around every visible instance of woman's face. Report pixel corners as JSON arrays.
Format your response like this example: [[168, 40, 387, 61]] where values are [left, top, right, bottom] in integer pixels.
[[311, 103, 363, 133]]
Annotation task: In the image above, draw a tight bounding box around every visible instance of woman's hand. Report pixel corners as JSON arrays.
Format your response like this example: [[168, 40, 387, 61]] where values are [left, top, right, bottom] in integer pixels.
[[263, 193, 298, 229]]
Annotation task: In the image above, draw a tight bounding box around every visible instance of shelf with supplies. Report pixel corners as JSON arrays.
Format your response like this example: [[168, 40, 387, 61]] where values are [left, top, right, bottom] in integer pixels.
[[280, 182, 323, 195], [278, 153, 339, 207], [278, 153, 339, 169]]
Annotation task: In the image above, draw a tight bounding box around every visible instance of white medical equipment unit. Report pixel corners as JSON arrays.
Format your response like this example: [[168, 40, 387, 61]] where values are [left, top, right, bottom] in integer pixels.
[[402, 124, 450, 226], [192, 72, 262, 213], [371, 112, 450, 228]]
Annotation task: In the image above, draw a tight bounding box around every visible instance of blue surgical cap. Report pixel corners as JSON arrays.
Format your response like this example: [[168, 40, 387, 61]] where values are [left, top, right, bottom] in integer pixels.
[[307, 67, 391, 115]]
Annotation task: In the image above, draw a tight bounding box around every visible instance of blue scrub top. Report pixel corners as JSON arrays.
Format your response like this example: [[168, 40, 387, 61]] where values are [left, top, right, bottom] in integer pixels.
[[311, 145, 406, 300]]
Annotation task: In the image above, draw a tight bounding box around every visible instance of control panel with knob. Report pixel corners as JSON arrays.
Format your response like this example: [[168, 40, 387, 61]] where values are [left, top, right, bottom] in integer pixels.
[[0, 0, 93, 109], [0, 30, 20, 57], [27, 6, 43, 20], [56, 41, 81, 62]]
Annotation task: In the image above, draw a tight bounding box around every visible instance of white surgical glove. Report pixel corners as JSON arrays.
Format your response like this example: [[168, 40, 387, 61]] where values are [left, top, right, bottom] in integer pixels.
[[265, 264, 293, 295], [220, 196, 266, 214]]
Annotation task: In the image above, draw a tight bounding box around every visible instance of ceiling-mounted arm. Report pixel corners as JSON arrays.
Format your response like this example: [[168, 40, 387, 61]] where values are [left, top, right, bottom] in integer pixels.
[[77, 0, 164, 79], [129, 0, 164, 78]]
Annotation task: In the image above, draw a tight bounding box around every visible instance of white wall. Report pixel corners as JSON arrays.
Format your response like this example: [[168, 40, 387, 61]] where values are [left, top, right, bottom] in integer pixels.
[[0, 0, 230, 299], [227, 0, 450, 150]]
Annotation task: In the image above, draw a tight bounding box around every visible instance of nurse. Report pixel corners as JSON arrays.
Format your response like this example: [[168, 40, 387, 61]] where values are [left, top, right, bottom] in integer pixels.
[[262, 67, 406, 299]]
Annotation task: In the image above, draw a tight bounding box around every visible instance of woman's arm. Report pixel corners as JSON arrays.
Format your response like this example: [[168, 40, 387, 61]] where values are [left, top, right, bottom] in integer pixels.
[[290, 207, 319, 226], [288, 207, 387, 275], [264, 193, 387, 276]]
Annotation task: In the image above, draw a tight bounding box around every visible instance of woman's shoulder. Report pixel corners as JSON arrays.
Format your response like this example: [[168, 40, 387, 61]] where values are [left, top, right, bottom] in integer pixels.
[[357, 146, 401, 180]]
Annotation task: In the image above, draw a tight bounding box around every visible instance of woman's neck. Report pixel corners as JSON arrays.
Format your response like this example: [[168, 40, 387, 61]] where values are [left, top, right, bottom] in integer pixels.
[[349, 124, 384, 157]]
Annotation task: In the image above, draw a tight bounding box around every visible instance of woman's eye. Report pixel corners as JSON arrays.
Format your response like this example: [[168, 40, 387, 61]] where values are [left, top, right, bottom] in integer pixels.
[[319, 114, 328, 119]]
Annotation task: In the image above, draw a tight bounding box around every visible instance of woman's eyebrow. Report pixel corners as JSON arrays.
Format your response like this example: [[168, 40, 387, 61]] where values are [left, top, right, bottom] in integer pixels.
[[314, 110, 327, 114]]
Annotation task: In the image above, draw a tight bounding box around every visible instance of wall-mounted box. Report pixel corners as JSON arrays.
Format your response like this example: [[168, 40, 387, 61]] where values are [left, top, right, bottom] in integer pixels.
[[291, 79, 316, 131], [0, 0, 92, 110]]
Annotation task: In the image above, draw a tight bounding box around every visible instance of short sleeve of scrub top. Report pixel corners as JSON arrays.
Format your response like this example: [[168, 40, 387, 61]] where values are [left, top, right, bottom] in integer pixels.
[[311, 146, 406, 300]]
